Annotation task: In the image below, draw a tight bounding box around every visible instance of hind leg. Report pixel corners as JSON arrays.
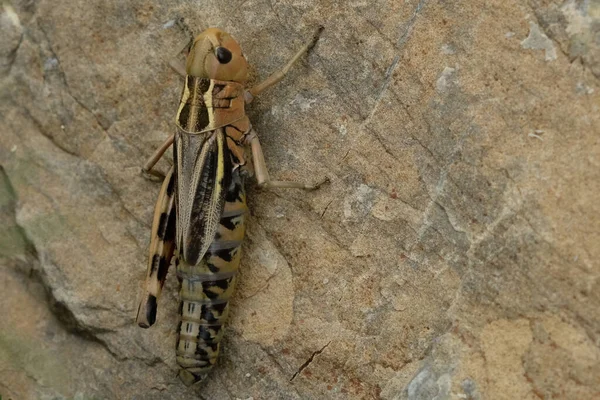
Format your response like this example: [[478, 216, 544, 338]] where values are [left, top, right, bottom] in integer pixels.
[[136, 167, 177, 327]]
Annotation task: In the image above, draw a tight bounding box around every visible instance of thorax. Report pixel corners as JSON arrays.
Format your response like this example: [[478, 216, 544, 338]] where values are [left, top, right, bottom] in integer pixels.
[[175, 77, 247, 134]]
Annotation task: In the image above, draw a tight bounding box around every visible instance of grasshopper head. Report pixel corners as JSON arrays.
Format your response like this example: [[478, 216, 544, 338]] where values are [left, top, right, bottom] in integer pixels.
[[186, 28, 249, 83]]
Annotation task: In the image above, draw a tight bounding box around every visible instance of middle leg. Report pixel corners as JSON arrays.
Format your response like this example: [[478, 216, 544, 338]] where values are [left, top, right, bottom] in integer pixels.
[[142, 133, 174, 176], [246, 129, 328, 190]]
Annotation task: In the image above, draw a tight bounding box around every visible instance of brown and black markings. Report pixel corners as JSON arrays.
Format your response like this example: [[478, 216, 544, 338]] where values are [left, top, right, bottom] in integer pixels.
[[136, 27, 327, 386]]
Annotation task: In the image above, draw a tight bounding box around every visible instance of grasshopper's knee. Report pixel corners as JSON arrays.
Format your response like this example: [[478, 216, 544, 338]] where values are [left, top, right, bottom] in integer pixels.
[[141, 167, 166, 182]]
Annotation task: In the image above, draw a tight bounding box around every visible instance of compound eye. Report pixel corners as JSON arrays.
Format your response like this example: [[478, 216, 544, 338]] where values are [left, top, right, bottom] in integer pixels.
[[215, 47, 232, 64]]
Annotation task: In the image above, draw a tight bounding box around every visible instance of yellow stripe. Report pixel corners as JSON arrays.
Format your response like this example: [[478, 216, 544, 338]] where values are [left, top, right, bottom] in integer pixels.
[[204, 80, 215, 130], [176, 77, 191, 125]]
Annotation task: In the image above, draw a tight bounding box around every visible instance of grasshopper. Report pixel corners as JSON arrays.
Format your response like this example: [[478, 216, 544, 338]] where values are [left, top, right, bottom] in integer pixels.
[[135, 27, 327, 386]]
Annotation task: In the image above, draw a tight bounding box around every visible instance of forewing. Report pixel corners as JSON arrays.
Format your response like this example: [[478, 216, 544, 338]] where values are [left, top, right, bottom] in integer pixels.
[[175, 128, 232, 266]]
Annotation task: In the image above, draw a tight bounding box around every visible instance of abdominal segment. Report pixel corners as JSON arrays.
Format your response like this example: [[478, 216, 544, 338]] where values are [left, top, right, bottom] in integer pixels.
[[175, 169, 247, 386]]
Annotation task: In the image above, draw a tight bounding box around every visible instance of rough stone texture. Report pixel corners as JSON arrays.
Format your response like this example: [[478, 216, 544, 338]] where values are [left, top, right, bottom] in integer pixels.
[[1, 0, 599, 399]]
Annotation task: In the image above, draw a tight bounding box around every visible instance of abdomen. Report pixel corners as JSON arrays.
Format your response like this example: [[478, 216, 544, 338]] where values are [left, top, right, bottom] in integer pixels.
[[175, 169, 247, 386]]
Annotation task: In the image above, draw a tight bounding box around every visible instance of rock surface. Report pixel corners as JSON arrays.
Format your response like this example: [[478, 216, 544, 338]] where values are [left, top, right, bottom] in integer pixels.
[[1, 0, 599, 399]]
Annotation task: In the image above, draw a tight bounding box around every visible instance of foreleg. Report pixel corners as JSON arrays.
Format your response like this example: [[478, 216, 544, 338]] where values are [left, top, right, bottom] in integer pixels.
[[245, 26, 323, 103]]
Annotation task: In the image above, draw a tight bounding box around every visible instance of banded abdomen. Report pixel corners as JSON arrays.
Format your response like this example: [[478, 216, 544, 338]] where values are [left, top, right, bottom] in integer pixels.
[[175, 167, 247, 386]]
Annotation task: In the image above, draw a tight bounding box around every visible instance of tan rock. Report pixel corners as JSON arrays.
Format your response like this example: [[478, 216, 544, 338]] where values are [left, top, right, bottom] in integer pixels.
[[1, 0, 599, 398]]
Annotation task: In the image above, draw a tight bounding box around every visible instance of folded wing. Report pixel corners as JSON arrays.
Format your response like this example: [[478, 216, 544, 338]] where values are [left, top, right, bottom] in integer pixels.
[[175, 128, 232, 266]]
